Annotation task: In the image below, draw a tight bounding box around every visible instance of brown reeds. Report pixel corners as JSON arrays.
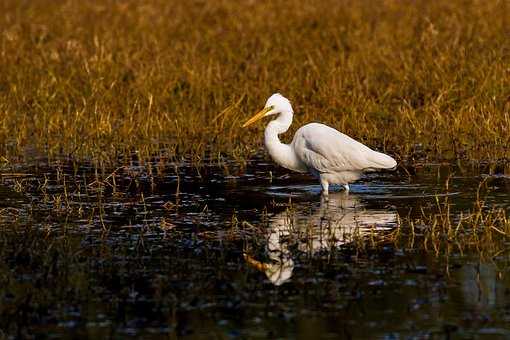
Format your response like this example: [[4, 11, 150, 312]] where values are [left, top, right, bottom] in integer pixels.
[[0, 0, 508, 166]]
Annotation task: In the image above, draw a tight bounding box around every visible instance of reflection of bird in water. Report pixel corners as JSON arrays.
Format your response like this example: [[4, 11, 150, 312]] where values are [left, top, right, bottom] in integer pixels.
[[242, 93, 397, 196], [245, 192, 398, 285]]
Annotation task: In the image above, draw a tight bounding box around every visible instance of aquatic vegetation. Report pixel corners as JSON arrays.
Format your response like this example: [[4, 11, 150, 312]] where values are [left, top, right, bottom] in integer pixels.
[[0, 0, 508, 166], [0, 159, 509, 337]]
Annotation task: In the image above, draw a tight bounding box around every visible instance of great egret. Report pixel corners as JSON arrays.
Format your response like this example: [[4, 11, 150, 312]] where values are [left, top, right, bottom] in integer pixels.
[[242, 93, 397, 195]]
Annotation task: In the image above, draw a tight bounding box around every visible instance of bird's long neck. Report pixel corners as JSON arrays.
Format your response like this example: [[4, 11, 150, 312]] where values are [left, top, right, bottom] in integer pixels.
[[264, 111, 304, 172]]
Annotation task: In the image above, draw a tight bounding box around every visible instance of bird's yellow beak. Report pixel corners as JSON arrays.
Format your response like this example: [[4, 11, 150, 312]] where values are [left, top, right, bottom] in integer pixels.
[[243, 253, 269, 271], [242, 106, 274, 128]]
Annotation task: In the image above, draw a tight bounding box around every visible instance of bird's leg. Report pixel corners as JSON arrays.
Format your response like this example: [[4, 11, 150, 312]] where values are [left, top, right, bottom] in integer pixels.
[[343, 184, 350, 192], [320, 178, 329, 198]]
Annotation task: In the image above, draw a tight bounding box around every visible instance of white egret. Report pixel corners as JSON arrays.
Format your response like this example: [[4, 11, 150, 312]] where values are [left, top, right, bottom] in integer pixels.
[[242, 93, 397, 195]]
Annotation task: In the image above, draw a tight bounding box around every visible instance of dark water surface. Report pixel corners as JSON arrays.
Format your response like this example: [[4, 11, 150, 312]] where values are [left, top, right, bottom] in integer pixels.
[[0, 158, 509, 339]]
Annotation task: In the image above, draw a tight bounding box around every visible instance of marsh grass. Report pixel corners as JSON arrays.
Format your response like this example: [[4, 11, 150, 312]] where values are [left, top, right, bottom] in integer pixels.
[[0, 0, 509, 166]]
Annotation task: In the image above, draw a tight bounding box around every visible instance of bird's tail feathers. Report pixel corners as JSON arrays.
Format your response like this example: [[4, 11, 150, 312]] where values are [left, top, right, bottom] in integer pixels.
[[366, 151, 397, 170]]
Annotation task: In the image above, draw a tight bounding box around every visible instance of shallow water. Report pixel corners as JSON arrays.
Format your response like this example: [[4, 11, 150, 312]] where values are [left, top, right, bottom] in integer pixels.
[[0, 159, 509, 338]]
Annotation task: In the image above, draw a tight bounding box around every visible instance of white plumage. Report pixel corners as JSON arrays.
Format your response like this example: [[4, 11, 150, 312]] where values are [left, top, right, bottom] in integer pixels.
[[242, 93, 397, 195]]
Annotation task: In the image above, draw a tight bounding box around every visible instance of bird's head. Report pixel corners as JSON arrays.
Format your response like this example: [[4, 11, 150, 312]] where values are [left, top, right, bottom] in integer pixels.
[[242, 93, 293, 128]]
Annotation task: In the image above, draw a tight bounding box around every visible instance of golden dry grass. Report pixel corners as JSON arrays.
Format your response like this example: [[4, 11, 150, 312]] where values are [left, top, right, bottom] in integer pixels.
[[0, 0, 508, 165]]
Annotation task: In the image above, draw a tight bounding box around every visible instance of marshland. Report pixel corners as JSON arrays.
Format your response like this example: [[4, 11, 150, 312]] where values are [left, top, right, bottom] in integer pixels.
[[0, 0, 509, 338]]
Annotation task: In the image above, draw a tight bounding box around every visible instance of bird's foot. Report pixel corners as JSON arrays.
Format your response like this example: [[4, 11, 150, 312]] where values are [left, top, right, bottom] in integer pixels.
[[319, 178, 329, 196]]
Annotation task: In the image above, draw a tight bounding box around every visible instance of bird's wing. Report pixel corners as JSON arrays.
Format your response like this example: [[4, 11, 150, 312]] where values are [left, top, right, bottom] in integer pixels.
[[293, 123, 396, 173]]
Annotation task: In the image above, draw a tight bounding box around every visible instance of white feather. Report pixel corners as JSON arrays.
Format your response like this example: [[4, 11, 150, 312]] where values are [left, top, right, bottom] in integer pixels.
[[293, 123, 397, 173]]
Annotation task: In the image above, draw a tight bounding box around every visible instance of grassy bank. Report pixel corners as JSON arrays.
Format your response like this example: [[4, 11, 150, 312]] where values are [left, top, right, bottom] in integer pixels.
[[0, 0, 508, 166]]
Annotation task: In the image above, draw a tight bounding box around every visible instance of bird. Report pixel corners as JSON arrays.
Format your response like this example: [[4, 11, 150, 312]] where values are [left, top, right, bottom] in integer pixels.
[[242, 93, 397, 196]]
